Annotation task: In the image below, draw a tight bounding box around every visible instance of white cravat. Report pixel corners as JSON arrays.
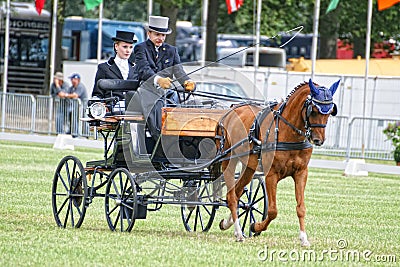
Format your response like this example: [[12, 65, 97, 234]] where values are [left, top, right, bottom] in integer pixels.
[[114, 56, 129, 80], [155, 46, 159, 59]]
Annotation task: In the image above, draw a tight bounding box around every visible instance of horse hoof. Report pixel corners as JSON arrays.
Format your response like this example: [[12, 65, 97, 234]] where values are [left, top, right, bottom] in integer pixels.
[[299, 231, 310, 247], [219, 219, 225, 231], [235, 235, 245, 242], [250, 223, 261, 236], [250, 223, 256, 233]]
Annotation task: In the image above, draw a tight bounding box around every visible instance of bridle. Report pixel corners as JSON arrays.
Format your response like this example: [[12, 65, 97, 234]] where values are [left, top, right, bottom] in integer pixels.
[[299, 92, 337, 140]]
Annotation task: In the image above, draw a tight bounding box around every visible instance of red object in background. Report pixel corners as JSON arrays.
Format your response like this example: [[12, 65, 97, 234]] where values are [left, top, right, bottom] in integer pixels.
[[372, 41, 395, 58], [377, 0, 400, 11], [336, 39, 354, 59], [35, 0, 45, 15], [226, 0, 243, 14]]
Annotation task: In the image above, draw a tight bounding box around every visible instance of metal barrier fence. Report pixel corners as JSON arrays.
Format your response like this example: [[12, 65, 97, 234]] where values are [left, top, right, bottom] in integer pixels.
[[313, 115, 397, 161], [0, 93, 90, 137], [0, 88, 398, 161]]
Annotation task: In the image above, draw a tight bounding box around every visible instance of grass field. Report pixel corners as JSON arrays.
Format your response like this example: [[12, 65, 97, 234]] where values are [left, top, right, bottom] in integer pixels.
[[0, 140, 399, 266]]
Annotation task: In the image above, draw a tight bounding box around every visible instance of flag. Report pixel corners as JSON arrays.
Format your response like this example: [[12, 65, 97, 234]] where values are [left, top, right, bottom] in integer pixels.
[[226, 0, 243, 14], [326, 0, 339, 14], [35, 0, 45, 15], [83, 0, 103, 10], [377, 0, 400, 10]]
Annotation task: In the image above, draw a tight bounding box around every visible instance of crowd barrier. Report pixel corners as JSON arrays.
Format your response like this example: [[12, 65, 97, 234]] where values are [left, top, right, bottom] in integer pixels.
[[0, 94, 90, 137]]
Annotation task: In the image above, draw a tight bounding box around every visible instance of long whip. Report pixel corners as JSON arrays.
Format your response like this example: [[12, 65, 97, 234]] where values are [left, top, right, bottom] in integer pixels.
[[173, 25, 304, 82]]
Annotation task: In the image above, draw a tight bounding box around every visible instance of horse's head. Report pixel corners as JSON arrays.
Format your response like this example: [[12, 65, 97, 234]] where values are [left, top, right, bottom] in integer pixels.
[[305, 79, 340, 146]]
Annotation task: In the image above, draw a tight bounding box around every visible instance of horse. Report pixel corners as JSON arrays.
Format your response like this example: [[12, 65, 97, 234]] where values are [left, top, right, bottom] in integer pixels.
[[215, 79, 340, 245]]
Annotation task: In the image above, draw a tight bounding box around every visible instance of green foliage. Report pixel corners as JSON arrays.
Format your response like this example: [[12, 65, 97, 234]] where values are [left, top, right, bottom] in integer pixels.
[[383, 122, 400, 162], [394, 146, 400, 162], [383, 121, 400, 147], [325, 0, 400, 46]]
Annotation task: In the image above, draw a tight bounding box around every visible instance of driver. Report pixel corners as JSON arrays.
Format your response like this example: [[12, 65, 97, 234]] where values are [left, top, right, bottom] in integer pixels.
[[133, 15, 195, 139], [134, 15, 195, 91]]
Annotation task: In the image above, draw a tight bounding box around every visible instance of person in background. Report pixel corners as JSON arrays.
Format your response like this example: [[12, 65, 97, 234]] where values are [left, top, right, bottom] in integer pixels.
[[133, 15, 195, 139], [67, 73, 88, 100], [50, 72, 70, 134], [66, 73, 88, 137], [92, 30, 137, 99]]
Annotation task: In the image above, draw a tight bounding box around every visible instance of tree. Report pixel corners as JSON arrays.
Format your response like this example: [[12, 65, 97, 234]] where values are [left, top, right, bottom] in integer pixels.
[[324, 0, 400, 58], [154, 0, 194, 45], [206, 0, 219, 62]]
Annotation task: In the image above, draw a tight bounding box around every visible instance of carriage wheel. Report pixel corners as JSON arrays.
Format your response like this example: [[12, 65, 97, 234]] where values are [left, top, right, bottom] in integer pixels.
[[105, 168, 137, 232], [237, 175, 268, 237], [52, 155, 88, 228], [181, 179, 217, 232]]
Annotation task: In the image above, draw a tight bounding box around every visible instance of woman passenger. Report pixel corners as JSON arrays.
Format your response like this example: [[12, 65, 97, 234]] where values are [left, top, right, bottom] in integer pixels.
[[91, 30, 137, 99]]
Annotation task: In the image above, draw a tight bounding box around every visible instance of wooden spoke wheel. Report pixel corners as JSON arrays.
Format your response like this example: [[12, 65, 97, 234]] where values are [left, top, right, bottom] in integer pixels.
[[105, 168, 137, 232], [181, 179, 217, 232], [238, 176, 268, 237], [52, 156, 88, 228]]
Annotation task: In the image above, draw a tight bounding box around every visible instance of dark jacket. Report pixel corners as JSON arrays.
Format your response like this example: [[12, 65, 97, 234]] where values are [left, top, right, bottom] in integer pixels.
[[92, 57, 137, 99], [133, 39, 189, 85], [133, 39, 190, 140]]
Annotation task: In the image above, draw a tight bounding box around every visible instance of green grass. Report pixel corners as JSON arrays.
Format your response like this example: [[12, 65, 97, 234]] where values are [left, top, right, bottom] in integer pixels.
[[0, 140, 399, 266]]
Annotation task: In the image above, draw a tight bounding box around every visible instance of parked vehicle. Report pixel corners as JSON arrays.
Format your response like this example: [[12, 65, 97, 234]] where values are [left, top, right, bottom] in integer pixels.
[[0, 2, 50, 94]]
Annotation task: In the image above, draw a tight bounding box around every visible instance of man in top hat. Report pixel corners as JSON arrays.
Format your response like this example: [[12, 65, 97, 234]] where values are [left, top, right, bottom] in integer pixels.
[[133, 16, 195, 139], [92, 30, 138, 99], [134, 16, 195, 91]]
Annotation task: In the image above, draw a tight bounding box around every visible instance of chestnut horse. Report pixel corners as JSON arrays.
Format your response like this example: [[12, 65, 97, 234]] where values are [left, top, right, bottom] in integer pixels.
[[215, 79, 340, 245]]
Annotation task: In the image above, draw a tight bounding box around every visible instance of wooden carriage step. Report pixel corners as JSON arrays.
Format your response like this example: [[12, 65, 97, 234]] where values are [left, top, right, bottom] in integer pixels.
[[161, 107, 228, 137]]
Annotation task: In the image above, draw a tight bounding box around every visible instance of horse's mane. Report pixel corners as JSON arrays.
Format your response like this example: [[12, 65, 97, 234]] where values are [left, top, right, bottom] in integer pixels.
[[284, 81, 310, 102]]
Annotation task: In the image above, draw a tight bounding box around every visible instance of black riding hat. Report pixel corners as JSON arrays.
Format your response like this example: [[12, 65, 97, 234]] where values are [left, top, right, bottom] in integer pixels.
[[112, 30, 137, 44]]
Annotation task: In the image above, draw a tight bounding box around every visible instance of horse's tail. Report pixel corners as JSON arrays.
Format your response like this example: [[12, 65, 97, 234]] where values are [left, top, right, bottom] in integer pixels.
[[209, 160, 222, 180]]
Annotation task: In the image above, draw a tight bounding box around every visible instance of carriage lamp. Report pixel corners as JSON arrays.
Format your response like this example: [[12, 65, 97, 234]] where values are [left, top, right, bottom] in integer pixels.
[[87, 102, 107, 119]]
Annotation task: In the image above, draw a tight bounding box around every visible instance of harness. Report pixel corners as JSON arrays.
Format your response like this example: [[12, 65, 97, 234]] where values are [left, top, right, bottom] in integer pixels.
[[215, 87, 337, 161]]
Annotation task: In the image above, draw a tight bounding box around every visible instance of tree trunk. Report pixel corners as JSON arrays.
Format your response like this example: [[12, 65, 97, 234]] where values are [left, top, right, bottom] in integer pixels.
[[205, 0, 218, 62], [162, 4, 178, 46], [319, 10, 339, 59], [353, 36, 365, 58]]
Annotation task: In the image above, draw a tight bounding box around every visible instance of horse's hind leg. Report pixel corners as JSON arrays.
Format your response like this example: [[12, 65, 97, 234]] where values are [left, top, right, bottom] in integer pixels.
[[250, 173, 278, 235], [219, 158, 237, 231], [219, 158, 246, 241]]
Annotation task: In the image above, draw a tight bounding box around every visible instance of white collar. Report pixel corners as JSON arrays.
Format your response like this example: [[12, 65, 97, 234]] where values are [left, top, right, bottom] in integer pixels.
[[114, 56, 129, 80], [114, 55, 128, 64]]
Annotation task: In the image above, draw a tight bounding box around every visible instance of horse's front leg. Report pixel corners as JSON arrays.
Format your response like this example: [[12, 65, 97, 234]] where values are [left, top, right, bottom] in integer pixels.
[[294, 170, 310, 247]]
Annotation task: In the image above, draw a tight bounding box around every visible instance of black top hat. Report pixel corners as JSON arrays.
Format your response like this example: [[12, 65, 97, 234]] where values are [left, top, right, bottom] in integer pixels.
[[112, 31, 137, 44]]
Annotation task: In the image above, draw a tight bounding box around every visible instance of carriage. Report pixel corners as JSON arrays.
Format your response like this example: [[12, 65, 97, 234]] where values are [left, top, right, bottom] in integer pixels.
[[51, 67, 269, 235]]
